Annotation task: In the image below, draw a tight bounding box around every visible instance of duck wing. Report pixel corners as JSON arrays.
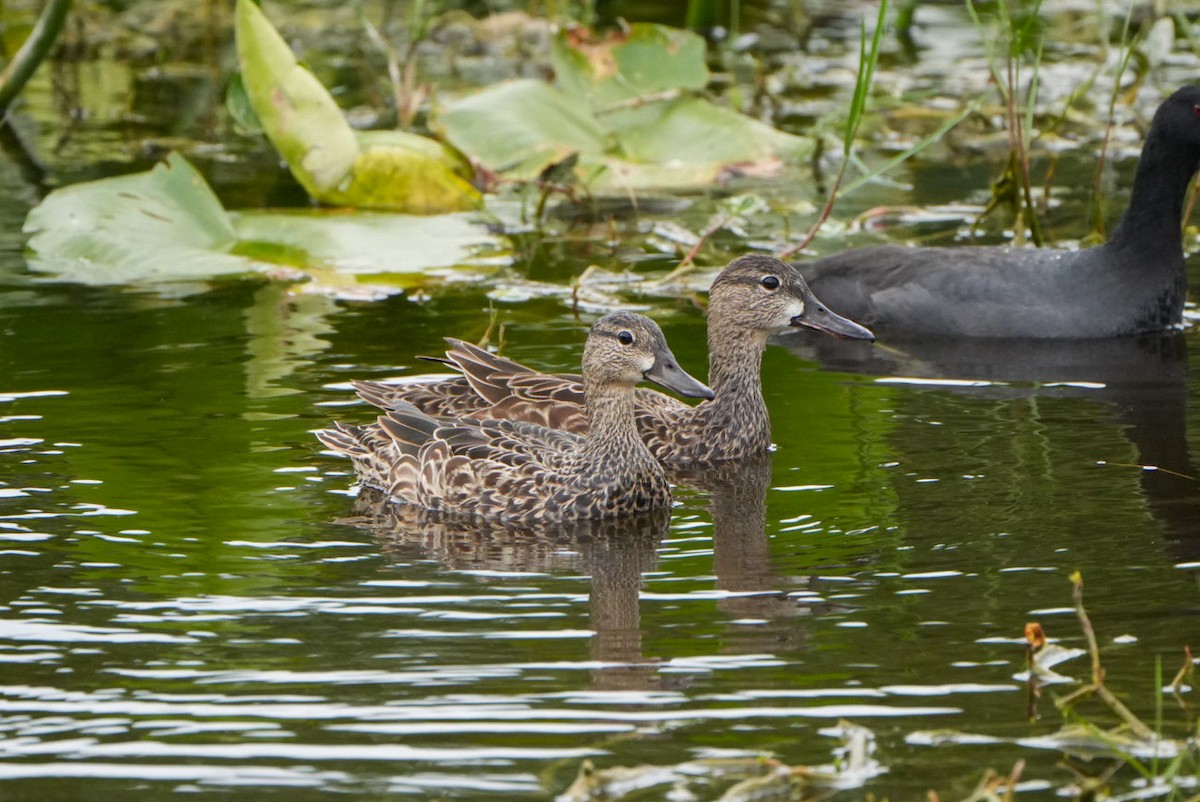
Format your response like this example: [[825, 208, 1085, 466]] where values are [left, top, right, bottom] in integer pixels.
[[356, 339, 689, 433]]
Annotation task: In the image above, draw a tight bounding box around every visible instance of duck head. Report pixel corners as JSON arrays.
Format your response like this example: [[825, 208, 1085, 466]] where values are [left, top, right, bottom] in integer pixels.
[[708, 254, 875, 341], [584, 311, 715, 399]]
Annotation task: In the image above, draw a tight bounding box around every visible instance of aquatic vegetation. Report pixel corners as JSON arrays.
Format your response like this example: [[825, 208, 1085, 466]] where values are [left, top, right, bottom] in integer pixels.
[[0, 0, 71, 113], [233, 0, 481, 214], [555, 720, 883, 801], [434, 22, 812, 192], [913, 573, 1200, 800], [22, 152, 507, 296]]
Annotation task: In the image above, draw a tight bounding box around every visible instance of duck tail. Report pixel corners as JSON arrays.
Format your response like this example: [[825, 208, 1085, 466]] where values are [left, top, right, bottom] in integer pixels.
[[314, 422, 368, 457], [379, 402, 440, 456], [351, 380, 401, 411]]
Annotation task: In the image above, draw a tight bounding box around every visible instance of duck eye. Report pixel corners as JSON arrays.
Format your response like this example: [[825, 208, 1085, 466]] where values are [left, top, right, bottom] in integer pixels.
[[761, 275, 781, 290], [617, 331, 634, 345]]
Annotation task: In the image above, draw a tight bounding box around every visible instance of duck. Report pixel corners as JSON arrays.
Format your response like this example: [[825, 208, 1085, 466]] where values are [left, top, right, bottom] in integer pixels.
[[314, 311, 713, 523], [797, 84, 1200, 338], [352, 254, 875, 465]]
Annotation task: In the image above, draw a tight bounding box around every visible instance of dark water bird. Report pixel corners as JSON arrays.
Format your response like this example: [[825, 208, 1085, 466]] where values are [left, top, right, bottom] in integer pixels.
[[353, 255, 874, 465], [315, 312, 713, 522], [798, 84, 1200, 338]]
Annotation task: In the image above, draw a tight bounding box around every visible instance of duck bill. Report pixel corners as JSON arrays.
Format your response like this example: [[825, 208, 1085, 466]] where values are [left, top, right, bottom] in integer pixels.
[[791, 296, 875, 341], [644, 348, 715, 399]]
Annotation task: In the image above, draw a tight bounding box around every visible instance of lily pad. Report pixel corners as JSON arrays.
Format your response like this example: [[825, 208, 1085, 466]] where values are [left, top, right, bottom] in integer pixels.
[[551, 24, 709, 108], [434, 23, 812, 191], [234, 0, 481, 213], [23, 152, 257, 284], [23, 152, 508, 295]]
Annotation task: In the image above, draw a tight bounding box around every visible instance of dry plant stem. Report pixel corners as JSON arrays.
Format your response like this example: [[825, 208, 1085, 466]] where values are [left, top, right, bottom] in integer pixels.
[[595, 89, 681, 115], [1185, 175, 1200, 232], [778, 152, 850, 259], [362, 16, 426, 128], [362, 18, 405, 121], [1002, 759, 1023, 802], [677, 212, 736, 269], [1074, 572, 1103, 685], [1005, 57, 1043, 246], [1056, 573, 1157, 741], [1170, 645, 1193, 694]]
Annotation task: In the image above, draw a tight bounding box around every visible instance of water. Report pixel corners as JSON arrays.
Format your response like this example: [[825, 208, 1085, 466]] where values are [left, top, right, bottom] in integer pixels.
[[2, 1, 1200, 799]]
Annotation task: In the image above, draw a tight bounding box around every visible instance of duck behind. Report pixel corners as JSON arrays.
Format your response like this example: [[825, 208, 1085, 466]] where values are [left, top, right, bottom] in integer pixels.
[[352, 255, 874, 465], [798, 84, 1200, 338]]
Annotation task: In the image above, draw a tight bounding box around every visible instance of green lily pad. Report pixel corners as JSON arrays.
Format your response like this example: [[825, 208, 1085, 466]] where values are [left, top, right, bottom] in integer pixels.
[[234, 0, 481, 213], [23, 152, 508, 295], [434, 79, 608, 180], [551, 24, 709, 108], [23, 152, 258, 284], [434, 23, 811, 192]]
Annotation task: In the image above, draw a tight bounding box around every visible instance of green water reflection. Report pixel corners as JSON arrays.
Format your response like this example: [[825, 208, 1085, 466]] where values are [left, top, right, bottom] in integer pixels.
[[1, 1, 1200, 800]]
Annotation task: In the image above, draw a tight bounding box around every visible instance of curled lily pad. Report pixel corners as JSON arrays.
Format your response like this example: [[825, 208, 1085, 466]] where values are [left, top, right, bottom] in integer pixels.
[[234, 0, 480, 213]]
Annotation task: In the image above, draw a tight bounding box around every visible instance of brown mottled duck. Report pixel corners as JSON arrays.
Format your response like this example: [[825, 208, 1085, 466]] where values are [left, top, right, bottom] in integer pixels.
[[353, 255, 874, 465], [315, 312, 713, 522]]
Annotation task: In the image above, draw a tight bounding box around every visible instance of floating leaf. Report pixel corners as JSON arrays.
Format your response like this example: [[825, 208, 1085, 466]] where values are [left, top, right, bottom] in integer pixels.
[[24, 153, 508, 294], [551, 24, 708, 108], [23, 152, 259, 284], [231, 209, 507, 277], [434, 79, 607, 181], [234, 0, 480, 213], [434, 23, 811, 192]]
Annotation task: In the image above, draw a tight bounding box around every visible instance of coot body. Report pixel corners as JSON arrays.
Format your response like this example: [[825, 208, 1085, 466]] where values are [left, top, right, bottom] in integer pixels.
[[799, 85, 1200, 338]]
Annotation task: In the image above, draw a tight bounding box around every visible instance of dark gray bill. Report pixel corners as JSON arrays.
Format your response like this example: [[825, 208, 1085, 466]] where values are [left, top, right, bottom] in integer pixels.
[[644, 346, 714, 399], [791, 296, 875, 341]]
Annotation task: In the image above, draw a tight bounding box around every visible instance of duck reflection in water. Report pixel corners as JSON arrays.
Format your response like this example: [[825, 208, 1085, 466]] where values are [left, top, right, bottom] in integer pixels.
[[783, 329, 1200, 561], [340, 491, 669, 691], [337, 453, 825, 691], [670, 454, 814, 656]]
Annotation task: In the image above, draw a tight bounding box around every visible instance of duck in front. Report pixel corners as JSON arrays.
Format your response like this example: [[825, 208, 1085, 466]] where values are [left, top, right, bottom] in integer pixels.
[[315, 312, 713, 523]]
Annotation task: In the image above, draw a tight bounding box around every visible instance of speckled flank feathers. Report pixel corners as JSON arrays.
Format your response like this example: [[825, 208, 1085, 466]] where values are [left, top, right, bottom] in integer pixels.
[[352, 255, 873, 465], [316, 312, 712, 523]]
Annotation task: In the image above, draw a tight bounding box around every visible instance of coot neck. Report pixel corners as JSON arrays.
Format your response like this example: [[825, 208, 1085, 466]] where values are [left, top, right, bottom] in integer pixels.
[[1107, 123, 1200, 257]]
